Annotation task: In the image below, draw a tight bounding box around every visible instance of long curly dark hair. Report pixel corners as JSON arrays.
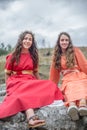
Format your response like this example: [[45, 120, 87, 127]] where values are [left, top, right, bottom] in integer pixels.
[[11, 31, 39, 67], [53, 32, 75, 69]]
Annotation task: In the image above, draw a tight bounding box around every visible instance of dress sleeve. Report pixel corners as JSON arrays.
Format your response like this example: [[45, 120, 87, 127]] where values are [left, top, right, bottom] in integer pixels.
[[75, 47, 87, 74], [49, 59, 60, 85], [5, 54, 13, 74]]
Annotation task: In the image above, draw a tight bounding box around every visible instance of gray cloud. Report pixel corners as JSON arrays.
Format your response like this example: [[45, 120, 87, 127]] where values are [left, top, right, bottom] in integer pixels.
[[0, 0, 87, 47], [0, 0, 16, 9]]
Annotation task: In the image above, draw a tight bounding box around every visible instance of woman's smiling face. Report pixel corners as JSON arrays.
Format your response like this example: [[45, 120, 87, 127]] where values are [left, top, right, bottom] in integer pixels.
[[59, 34, 69, 52], [22, 33, 33, 50]]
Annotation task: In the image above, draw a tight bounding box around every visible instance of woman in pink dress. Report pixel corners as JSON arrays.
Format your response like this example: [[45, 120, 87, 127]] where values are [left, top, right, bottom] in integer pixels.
[[0, 31, 63, 128], [49, 32, 87, 121]]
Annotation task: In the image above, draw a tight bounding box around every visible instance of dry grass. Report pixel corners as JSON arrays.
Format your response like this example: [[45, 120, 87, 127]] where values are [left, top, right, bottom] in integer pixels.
[[79, 47, 87, 58], [0, 47, 87, 83], [0, 56, 6, 84], [39, 47, 87, 79]]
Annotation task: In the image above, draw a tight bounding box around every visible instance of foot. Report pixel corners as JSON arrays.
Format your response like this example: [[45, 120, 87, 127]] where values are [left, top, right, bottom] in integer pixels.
[[79, 106, 87, 116], [28, 115, 46, 128], [67, 105, 79, 121]]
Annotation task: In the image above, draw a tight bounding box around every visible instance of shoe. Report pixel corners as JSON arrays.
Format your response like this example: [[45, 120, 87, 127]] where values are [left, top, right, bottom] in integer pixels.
[[79, 106, 87, 116], [28, 115, 46, 128], [67, 105, 79, 121]]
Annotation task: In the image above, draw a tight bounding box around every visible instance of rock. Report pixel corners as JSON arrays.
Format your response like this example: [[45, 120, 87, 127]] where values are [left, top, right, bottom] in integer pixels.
[[0, 84, 87, 130], [0, 90, 6, 96], [0, 105, 87, 130]]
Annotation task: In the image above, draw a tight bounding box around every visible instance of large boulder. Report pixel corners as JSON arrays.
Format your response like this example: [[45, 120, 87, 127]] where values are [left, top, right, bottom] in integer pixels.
[[0, 103, 87, 130], [0, 84, 87, 130]]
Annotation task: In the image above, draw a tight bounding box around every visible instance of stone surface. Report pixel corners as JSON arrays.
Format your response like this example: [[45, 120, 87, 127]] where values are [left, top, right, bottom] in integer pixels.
[[0, 84, 87, 130], [0, 104, 87, 130]]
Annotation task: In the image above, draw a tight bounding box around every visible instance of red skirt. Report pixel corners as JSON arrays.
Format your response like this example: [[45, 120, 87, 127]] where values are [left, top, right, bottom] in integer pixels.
[[0, 74, 63, 118]]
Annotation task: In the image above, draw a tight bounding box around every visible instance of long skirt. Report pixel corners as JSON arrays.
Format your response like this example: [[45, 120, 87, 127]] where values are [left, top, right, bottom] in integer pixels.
[[0, 74, 63, 118]]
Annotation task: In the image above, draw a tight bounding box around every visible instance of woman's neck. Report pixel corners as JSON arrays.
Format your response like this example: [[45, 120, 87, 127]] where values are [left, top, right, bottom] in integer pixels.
[[61, 49, 66, 55], [21, 48, 29, 53]]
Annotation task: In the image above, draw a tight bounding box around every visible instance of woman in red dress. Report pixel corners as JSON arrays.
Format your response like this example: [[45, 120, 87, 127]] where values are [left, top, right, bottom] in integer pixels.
[[49, 32, 87, 121], [0, 31, 63, 128]]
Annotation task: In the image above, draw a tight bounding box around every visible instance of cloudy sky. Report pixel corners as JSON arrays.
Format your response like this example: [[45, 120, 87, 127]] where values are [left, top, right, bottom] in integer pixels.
[[0, 0, 87, 48]]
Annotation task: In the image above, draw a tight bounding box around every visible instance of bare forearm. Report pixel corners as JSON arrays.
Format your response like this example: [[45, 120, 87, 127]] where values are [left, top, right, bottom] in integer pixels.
[[5, 73, 11, 82], [33, 72, 40, 79]]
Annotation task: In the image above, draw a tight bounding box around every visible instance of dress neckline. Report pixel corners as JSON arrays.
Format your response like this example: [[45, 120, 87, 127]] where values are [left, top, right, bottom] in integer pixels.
[[21, 52, 30, 55]]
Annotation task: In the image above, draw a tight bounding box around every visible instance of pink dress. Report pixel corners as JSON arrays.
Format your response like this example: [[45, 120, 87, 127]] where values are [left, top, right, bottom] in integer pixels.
[[49, 47, 87, 106], [0, 53, 63, 118]]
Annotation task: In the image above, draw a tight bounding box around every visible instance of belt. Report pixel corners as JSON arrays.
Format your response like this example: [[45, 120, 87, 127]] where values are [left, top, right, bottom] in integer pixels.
[[12, 70, 33, 75], [62, 69, 79, 76]]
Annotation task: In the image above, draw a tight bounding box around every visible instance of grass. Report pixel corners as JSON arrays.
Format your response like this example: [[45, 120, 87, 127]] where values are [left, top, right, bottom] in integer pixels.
[[0, 56, 6, 84], [0, 47, 87, 83]]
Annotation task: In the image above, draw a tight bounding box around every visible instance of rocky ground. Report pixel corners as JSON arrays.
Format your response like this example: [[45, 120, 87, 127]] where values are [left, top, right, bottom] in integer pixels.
[[0, 84, 87, 130]]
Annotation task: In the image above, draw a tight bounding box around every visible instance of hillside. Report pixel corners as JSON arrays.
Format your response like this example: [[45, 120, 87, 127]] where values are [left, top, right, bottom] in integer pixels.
[[0, 47, 87, 84]]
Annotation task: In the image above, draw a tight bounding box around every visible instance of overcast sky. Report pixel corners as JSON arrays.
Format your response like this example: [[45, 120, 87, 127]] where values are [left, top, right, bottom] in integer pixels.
[[0, 0, 87, 48]]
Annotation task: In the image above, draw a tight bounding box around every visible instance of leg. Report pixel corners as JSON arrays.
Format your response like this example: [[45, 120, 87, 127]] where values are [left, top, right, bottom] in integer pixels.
[[67, 101, 79, 121], [79, 99, 87, 107], [78, 99, 87, 116], [25, 108, 45, 128], [69, 101, 76, 106]]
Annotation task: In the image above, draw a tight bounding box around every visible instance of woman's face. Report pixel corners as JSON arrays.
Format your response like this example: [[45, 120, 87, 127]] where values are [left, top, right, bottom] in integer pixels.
[[59, 34, 69, 52], [22, 33, 33, 50]]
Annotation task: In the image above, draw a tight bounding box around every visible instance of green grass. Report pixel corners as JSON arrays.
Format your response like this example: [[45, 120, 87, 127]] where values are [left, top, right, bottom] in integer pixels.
[[0, 47, 87, 83], [0, 56, 6, 84], [39, 64, 50, 79]]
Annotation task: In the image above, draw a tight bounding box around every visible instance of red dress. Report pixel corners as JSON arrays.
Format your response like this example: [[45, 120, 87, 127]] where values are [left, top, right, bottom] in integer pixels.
[[0, 53, 63, 118]]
